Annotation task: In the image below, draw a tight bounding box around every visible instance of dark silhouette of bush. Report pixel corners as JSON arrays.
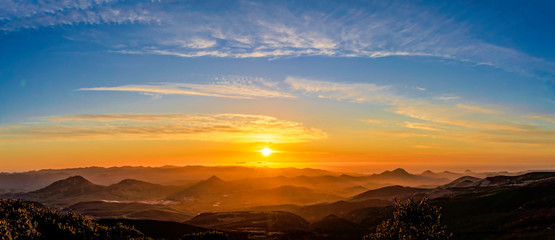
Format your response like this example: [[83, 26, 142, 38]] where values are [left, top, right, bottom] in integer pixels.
[[180, 230, 228, 240], [363, 197, 452, 240], [0, 199, 150, 240]]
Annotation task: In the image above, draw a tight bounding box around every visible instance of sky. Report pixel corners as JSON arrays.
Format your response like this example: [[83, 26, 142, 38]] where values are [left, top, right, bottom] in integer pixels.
[[1, 0, 554, 173]]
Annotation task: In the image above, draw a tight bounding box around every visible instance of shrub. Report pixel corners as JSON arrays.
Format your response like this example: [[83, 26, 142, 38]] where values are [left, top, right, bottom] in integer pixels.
[[363, 197, 452, 240]]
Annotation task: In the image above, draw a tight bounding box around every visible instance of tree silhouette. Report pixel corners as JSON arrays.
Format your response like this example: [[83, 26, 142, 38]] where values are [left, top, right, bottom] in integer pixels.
[[363, 197, 452, 240]]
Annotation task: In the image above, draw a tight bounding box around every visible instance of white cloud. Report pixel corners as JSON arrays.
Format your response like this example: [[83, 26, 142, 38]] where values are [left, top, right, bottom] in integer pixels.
[[286, 77, 392, 103]]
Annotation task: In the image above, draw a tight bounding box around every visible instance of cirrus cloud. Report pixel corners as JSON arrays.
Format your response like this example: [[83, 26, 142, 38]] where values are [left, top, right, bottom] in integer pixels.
[[0, 113, 326, 144]]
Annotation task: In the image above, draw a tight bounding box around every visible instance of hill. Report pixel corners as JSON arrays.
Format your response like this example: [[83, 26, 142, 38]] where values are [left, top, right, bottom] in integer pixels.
[[352, 185, 429, 201], [343, 174, 555, 239], [0, 199, 151, 240]]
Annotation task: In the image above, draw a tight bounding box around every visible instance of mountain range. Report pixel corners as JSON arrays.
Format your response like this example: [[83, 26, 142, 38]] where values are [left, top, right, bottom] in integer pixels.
[[1, 167, 553, 239]]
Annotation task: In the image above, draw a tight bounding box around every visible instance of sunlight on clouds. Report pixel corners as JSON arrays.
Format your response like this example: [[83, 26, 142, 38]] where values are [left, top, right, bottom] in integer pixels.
[[457, 104, 500, 114], [0, 114, 326, 144], [78, 76, 295, 99], [286, 77, 391, 103], [529, 115, 555, 124], [403, 122, 444, 132], [285, 77, 555, 145], [358, 119, 382, 124]]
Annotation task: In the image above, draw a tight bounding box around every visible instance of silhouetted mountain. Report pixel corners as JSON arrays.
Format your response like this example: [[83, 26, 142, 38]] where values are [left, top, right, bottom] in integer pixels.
[[310, 215, 369, 240], [69, 201, 192, 222], [420, 170, 463, 180], [32, 175, 103, 195], [167, 175, 239, 201], [352, 185, 429, 201], [439, 172, 555, 189], [3, 176, 181, 208], [0, 166, 338, 192], [248, 198, 392, 222], [441, 176, 481, 188], [363, 168, 451, 187], [17, 176, 111, 207], [185, 211, 310, 232], [107, 179, 180, 200], [343, 173, 555, 240], [379, 168, 411, 177]]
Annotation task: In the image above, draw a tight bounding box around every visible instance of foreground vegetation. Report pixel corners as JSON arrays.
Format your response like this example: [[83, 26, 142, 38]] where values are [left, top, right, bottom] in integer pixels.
[[363, 197, 452, 240], [0, 199, 150, 240]]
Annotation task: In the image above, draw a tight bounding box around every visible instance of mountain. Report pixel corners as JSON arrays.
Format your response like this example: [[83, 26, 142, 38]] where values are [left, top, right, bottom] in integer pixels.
[[106, 179, 179, 200], [437, 177, 555, 239], [185, 211, 311, 232], [440, 176, 481, 188], [167, 175, 239, 201], [351, 185, 429, 201], [15, 176, 110, 207], [69, 201, 192, 222], [310, 215, 369, 240], [439, 172, 555, 189], [343, 173, 555, 240], [0, 166, 339, 193], [420, 170, 463, 180], [3, 176, 181, 208], [363, 168, 451, 187], [167, 176, 343, 211]]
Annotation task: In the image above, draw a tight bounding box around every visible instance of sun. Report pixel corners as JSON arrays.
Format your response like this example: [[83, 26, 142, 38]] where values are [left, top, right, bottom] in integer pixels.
[[259, 147, 275, 157]]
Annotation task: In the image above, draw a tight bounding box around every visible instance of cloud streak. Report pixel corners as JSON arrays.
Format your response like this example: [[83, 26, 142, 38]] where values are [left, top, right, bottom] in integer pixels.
[[78, 76, 295, 99], [0, 113, 326, 143], [286, 76, 555, 145]]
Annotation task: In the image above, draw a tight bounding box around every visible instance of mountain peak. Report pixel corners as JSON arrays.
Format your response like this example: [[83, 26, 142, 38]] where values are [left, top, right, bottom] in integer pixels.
[[392, 168, 408, 174], [60, 175, 92, 185], [205, 175, 224, 183]]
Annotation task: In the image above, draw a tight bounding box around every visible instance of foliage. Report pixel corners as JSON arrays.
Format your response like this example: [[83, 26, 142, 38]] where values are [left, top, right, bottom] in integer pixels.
[[180, 230, 228, 240], [363, 197, 452, 240], [0, 199, 151, 240]]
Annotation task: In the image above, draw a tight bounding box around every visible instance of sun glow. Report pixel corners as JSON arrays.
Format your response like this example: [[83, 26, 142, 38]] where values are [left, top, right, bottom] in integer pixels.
[[259, 147, 275, 157]]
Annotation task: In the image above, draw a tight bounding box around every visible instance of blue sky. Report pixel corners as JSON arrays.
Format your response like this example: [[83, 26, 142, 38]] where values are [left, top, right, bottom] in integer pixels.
[[0, 0, 554, 172]]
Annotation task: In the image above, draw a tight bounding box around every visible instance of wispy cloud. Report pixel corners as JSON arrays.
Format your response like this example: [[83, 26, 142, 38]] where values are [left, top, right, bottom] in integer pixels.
[[0, 1, 160, 31], [78, 76, 295, 99], [436, 95, 461, 101], [0, 113, 326, 143], [286, 77, 391, 103], [2, 1, 551, 77], [403, 122, 444, 132], [284, 76, 555, 145], [358, 119, 382, 124], [457, 104, 500, 114], [529, 115, 555, 124]]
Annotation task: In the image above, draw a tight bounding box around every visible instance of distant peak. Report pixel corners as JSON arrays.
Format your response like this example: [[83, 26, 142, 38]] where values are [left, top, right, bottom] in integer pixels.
[[117, 179, 145, 184], [64, 175, 90, 183], [422, 170, 434, 174], [205, 175, 224, 182], [392, 168, 409, 174]]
